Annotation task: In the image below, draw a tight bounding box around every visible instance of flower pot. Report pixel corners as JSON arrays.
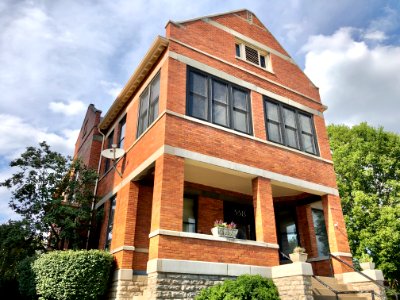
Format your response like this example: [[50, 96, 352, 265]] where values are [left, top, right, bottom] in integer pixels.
[[211, 227, 238, 238], [289, 252, 308, 263], [360, 262, 375, 270]]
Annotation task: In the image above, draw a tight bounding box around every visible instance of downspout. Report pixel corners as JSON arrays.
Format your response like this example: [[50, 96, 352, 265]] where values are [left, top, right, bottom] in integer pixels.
[[86, 126, 106, 249]]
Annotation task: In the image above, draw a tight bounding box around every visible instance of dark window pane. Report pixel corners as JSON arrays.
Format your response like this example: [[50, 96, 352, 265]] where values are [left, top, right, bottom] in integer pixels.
[[233, 88, 247, 111], [284, 108, 296, 128], [190, 72, 207, 96], [299, 114, 312, 133], [139, 89, 149, 114], [235, 44, 241, 57], [183, 198, 196, 233], [213, 103, 229, 126], [260, 55, 266, 68], [267, 122, 281, 143], [233, 110, 248, 132], [212, 81, 228, 104], [266, 102, 280, 122], [150, 73, 160, 102], [191, 95, 207, 120], [302, 133, 316, 154], [312, 209, 330, 257], [245, 45, 259, 65], [118, 118, 126, 148], [286, 128, 298, 148], [149, 100, 159, 123], [105, 197, 116, 250]]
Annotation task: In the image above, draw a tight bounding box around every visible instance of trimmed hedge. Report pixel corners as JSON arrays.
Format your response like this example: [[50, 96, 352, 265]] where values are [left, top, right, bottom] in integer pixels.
[[195, 274, 280, 300], [17, 256, 37, 299], [32, 250, 113, 300]]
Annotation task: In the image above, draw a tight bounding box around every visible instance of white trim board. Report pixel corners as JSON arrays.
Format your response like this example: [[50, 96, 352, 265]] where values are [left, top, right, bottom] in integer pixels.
[[147, 258, 272, 278]]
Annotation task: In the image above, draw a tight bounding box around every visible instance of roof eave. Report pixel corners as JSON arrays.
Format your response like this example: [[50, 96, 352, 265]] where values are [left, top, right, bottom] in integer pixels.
[[99, 36, 169, 131]]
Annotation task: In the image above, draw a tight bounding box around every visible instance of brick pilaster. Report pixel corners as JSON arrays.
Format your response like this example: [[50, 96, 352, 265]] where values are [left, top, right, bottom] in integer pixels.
[[110, 181, 140, 269], [322, 194, 353, 274], [252, 177, 277, 245]]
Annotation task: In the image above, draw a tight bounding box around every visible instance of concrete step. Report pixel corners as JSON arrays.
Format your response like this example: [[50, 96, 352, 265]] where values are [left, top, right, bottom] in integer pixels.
[[312, 276, 369, 300], [314, 296, 369, 300]]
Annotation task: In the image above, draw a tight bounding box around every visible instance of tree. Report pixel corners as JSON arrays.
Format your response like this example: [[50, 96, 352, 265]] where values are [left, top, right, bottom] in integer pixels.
[[0, 141, 98, 250], [0, 221, 38, 298], [328, 123, 400, 287]]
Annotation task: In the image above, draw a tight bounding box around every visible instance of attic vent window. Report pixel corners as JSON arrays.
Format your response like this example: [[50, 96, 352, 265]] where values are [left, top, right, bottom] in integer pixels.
[[236, 43, 270, 71], [245, 45, 259, 65]]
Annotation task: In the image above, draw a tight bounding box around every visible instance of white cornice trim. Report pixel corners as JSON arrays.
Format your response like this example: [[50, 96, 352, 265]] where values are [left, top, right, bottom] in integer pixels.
[[149, 229, 280, 249]]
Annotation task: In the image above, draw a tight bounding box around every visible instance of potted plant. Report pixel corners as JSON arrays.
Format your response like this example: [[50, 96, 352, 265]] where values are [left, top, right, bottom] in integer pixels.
[[289, 246, 308, 263], [359, 253, 375, 270], [211, 220, 238, 238]]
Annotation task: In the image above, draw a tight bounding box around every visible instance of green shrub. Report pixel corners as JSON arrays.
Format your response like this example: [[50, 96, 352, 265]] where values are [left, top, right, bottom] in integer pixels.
[[196, 274, 280, 300], [17, 256, 37, 299], [33, 250, 114, 300]]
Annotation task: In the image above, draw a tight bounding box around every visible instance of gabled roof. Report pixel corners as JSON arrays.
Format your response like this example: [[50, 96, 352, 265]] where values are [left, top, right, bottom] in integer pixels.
[[99, 36, 169, 131], [172, 8, 252, 25]]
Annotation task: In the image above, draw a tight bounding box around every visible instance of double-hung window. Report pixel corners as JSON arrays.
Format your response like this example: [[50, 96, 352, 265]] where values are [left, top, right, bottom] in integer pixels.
[[137, 73, 160, 137], [264, 98, 318, 155], [118, 116, 126, 149], [187, 68, 252, 135]]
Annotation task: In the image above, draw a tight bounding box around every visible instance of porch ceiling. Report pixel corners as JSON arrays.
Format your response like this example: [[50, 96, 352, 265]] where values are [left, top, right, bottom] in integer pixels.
[[184, 159, 303, 197]]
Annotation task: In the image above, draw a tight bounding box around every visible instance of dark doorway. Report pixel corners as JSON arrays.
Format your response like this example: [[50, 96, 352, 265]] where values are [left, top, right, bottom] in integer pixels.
[[224, 202, 255, 240], [275, 208, 300, 262]]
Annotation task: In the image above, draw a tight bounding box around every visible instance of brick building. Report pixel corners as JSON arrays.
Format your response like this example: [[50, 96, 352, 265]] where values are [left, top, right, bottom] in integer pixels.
[[74, 9, 382, 300]]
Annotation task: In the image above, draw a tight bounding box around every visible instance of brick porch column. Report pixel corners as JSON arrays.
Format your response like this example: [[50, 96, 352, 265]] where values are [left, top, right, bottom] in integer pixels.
[[111, 181, 140, 269], [149, 154, 185, 260], [252, 177, 278, 250], [322, 194, 353, 274]]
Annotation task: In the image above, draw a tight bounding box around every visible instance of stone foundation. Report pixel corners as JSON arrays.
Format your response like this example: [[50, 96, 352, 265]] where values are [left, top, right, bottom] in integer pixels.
[[144, 272, 235, 299], [107, 259, 316, 300], [273, 275, 313, 300], [108, 271, 147, 300]]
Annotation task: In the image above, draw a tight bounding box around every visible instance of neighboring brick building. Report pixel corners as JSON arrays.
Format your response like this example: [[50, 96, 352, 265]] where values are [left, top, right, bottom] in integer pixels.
[[74, 9, 360, 300]]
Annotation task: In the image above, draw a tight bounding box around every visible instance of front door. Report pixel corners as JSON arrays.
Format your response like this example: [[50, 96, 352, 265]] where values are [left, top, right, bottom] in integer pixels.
[[224, 202, 255, 240], [275, 208, 300, 263]]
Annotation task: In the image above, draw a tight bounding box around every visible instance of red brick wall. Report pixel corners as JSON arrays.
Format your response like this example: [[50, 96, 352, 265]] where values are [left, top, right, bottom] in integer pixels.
[[165, 114, 337, 188], [151, 235, 279, 267], [151, 154, 185, 232], [197, 196, 223, 235], [74, 104, 102, 170]]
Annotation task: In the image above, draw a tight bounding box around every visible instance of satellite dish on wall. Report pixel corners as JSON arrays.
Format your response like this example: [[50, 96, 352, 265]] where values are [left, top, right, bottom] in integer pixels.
[[101, 144, 125, 177], [101, 144, 125, 160]]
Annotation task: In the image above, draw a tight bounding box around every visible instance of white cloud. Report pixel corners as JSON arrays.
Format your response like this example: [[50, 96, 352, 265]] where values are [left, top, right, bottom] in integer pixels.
[[363, 30, 387, 41], [49, 100, 86, 116], [0, 114, 78, 159], [303, 28, 400, 132]]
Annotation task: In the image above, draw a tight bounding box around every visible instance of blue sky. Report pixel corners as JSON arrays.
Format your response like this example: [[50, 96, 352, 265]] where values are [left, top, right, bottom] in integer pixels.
[[1, 0, 400, 223]]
